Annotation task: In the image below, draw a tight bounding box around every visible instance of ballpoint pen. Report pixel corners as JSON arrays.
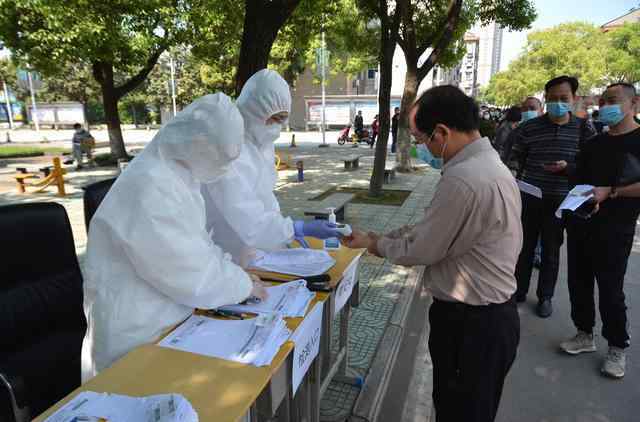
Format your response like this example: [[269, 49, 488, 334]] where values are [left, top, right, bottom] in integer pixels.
[[205, 309, 247, 320]]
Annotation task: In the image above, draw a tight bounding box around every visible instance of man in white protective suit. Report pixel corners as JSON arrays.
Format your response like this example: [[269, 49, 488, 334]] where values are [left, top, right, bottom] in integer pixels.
[[82, 93, 267, 379], [202, 69, 341, 266]]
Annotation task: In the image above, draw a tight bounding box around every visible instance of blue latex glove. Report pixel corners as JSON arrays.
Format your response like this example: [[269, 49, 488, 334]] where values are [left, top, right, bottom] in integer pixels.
[[294, 220, 340, 239], [293, 236, 311, 248]]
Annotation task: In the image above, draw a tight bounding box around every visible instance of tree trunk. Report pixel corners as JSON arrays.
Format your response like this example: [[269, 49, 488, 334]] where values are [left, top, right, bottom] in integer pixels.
[[96, 62, 127, 159], [234, 1, 299, 95], [396, 58, 419, 172], [369, 32, 397, 197]]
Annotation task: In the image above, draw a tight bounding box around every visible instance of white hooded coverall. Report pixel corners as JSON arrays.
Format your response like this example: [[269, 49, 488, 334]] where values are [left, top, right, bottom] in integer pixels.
[[82, 93, 253, 379], [202, 69, 294, 266]]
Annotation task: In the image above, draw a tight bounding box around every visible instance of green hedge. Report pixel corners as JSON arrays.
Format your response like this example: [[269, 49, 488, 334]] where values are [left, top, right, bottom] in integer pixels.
[[0, 146, 68, 159]]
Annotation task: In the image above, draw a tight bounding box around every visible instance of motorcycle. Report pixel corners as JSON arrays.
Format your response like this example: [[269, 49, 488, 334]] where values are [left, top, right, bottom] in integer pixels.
[[337, 124, 372, 146]]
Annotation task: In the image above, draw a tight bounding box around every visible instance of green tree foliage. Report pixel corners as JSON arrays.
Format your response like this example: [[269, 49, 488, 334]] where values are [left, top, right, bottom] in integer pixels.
[[394, 0, 536, 171], [0, 0, 201, 158], [606, 22, 640, 83], [485, 22, 609, 106]]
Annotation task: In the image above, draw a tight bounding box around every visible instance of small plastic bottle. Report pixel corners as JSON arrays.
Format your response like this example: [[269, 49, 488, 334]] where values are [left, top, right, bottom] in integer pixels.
[[327, 207, 337, 224]]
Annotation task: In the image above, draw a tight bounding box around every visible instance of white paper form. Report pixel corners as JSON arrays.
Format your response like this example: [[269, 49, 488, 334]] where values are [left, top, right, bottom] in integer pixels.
[[291, 302, 323, 394], [158, 314, 290, 367], [218, 280, 314, 318], [249, 249, 336, 277], [43, 391, 198, 422], [555, 184, 595, 218], [517, 180, 543, 199]]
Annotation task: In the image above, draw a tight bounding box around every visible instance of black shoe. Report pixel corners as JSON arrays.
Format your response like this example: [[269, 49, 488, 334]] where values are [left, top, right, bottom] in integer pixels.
[[515, 294, 527, 303], [537, 299, 553, 318]]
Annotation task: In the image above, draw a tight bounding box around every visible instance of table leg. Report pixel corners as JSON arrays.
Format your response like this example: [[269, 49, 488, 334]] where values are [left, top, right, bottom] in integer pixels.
[[309, 355, 321, 422]]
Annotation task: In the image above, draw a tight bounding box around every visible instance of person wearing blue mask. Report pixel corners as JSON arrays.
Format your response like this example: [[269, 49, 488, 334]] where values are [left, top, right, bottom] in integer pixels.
[[510, 76, 596, 318], [501, 96, 543, 168], [561, 82, 640, 379], [493, 106, 521, 155], [343, 86, 522, 422]]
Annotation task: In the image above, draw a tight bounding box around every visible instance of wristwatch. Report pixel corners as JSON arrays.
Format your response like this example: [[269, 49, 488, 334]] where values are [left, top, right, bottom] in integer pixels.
[[610, 186, 618, 199]]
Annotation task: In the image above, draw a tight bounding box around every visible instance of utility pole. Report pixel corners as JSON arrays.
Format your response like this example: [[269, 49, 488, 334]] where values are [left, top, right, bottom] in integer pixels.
[[27, 71, 40, 132], [169, 56, 177, 117], [320, 30, 328, 148], [3, 80, 13, 130]]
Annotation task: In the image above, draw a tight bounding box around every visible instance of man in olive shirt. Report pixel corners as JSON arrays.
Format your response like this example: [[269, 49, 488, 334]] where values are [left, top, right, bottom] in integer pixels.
[[344, 86, 522, 422]]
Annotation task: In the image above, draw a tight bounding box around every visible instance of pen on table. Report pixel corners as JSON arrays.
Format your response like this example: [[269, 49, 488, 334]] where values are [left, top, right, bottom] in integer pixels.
[[205, 309, 247, 320]]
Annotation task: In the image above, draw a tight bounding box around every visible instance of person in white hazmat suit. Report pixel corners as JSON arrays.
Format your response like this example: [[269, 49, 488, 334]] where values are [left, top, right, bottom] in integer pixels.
[[82, 93, 266, 378], [202, 69, 340, 266]]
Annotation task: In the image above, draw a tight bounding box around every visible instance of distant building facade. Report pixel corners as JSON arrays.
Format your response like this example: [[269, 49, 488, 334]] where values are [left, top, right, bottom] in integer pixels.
[[289, 21, 504, 129], [601, 8, 640, 31]]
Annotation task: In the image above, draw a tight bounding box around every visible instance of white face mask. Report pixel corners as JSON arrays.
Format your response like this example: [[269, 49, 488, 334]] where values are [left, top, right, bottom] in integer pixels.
[[264, 123, 282, 144]]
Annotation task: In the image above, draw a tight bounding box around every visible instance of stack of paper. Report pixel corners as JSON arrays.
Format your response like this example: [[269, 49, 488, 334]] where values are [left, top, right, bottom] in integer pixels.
[[218, 280, 315, 318], [158, 314, 290, 367], [555, 184, 594, 218], [517, 180, 542, 198], [249, 249, 336, 277], [44, 391, 197, 422]]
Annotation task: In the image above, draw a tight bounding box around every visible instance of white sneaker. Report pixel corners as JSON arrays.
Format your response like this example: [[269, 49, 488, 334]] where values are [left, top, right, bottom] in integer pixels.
[[559, 331, 596, 355], [601, 347, 626, 379]]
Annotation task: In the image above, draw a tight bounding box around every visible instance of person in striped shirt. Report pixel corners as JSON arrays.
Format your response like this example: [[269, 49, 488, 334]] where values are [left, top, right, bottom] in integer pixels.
[[510, 75, 595, 318]]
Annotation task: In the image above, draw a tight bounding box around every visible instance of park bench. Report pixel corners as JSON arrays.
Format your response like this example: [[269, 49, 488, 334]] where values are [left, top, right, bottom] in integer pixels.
[[343, 155, 362, 171], [14, 157, 67, 196], [383, 165, 396, 184], [304, 192, 355, 222]]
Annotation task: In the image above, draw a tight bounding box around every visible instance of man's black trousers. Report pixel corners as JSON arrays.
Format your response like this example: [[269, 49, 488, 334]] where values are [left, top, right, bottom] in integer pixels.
[[429, 298, 520, 422], [515, 193, 565, 300], [567, 217, 632, 348]]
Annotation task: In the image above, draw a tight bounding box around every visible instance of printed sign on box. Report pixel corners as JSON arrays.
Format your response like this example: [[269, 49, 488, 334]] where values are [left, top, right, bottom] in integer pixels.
[[333, 255, 361, 315], [291, 302, 324, 394]]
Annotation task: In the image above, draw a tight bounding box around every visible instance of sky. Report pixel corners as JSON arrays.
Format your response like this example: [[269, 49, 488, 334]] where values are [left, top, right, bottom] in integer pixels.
[[500, 0, 640, 70]]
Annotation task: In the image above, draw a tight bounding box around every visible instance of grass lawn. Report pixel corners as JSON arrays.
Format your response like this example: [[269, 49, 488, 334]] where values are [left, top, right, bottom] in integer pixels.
[[0, 146, 69, 159], [310, 186, 412, 206]]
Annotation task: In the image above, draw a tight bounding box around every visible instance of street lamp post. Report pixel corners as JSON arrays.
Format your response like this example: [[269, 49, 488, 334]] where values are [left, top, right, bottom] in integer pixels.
[[3, 80, 13, 130], [169, 56, 177, 117], [320, 30, 327, 147], [27, 71, 40, 132]]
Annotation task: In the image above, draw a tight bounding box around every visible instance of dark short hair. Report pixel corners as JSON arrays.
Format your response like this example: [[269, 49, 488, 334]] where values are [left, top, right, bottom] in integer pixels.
[[394, 107, 400, 111], [606, 82, 637, 98], [592, 110, 599, 118], [545, 75, 579, 95], [523, 96, 542, 108], [73, 123, 82, 129], [413, 85, 479, 134], [505, 106, 522, 122]]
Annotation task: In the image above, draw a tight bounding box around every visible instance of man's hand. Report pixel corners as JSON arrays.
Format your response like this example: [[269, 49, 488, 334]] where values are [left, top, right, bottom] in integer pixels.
[[591, 186, 612, 203], [341, 229, 373, 249], [542, 160, 567, 174], [249, 275, 269, 301]]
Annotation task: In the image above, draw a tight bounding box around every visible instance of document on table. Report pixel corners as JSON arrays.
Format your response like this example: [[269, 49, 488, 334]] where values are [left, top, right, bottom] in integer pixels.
[[517, 179, 542, 199], [218, 280, 314, 318], [158, 314, 290, 366], [43, 391, 197, 422], [555, 184, 594, 218], [249, 249, 336, 277]]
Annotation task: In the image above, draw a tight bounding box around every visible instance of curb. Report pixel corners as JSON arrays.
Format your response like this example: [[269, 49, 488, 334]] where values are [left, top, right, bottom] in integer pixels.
[[349, 264, 425, 421]]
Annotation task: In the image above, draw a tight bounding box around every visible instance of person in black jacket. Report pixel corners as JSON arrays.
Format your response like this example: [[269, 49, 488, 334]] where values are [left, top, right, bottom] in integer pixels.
[[562, 82, 640, 379], [354, 110, 364, 137], [391, 107, 400, 153]]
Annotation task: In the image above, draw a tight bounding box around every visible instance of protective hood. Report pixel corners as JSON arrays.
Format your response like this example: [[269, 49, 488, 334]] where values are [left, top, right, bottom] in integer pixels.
[[82, 93, 253, 378], [156, 93, 243, 183], [237, 69, 291, 149]]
